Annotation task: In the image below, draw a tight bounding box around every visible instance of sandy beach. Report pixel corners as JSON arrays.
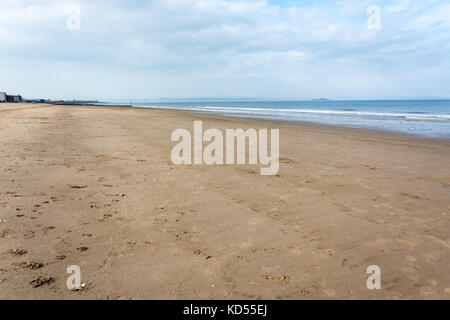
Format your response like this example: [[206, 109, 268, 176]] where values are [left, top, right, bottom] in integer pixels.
[[0, 103, 449, 299]]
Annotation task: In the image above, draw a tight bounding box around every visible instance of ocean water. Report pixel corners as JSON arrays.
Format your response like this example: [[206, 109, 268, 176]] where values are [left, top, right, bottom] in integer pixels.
[[131, 100, 450, 138]]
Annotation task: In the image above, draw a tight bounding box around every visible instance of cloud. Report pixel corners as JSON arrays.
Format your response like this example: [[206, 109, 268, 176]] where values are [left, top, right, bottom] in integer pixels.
[[0, 0, 449, 99]]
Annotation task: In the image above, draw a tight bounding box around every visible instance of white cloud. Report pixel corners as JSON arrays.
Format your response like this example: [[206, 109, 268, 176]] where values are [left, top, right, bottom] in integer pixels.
[[0, 0, 449, 99]]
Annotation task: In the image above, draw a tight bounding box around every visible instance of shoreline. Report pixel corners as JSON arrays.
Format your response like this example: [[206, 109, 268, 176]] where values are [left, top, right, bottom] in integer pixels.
[[0, 103, 449, 299], [128, 104, 450, 142], [167, 108, 450, 142], [97, 103, 450, 141], [6, 101, 449, 140], [12, 102, 449, 142], [128, 101, 450, 140]]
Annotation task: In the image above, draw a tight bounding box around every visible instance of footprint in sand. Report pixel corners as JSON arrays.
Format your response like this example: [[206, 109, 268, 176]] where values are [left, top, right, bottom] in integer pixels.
[[300, 289, 310, 296], [24, 230, 35, 239], [399, 192, 428, 200], [29, 277, 54, 288], [16, 261, 44, 269], [0, 229, 11, 238], [263, 274, 275, 280], [323, 288, 336, 297], [280, 157, 294, 164], [8, 249, 27, 256]]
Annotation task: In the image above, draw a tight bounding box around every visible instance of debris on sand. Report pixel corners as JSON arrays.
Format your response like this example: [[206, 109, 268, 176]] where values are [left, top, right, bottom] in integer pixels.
[[77, 246, 89, 252], [29, 276, 54, 288], [56, 255, 66, 260]]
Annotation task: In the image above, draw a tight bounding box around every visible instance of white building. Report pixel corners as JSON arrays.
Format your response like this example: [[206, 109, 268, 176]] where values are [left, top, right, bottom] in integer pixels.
[[0, 92, 7, 102]]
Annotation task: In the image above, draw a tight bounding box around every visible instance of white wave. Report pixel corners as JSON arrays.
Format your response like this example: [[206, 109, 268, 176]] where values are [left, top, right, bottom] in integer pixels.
[[134, 105, 450, 121]]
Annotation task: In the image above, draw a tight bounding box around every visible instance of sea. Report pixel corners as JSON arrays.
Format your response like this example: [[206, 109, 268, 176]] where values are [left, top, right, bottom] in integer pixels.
[[121, 100, 450, 138]]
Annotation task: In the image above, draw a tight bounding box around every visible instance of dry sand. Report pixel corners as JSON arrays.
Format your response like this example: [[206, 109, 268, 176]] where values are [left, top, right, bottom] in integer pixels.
[[0, 103, 449, 299]]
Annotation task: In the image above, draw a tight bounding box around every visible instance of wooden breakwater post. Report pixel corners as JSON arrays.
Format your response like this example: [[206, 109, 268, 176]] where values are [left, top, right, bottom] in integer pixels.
[[50, 102, 133, 108]]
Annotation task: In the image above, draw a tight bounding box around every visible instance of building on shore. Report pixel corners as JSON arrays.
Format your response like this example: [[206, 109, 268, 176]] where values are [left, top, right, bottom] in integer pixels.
[[0, 92, 7, 102], [0, 92, 23, 103], [11, 95, 23, 102]]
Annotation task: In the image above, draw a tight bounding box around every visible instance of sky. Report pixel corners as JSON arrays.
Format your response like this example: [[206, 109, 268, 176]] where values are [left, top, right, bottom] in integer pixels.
[[0, 0, 449, 100]]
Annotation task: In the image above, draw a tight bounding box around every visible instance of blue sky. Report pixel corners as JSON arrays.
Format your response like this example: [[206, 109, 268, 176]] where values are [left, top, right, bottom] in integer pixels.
[[1, 0, 449, 100]]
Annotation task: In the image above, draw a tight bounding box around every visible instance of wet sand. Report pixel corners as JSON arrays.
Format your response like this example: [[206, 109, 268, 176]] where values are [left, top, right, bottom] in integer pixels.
[[0, 103, 449, 299]]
